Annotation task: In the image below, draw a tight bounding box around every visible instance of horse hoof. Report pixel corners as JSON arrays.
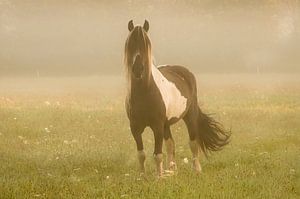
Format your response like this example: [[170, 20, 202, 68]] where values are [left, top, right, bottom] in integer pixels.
[[164, 169, 175, 176], [193, 167, 202, 174], [168, 161, 177, 171]]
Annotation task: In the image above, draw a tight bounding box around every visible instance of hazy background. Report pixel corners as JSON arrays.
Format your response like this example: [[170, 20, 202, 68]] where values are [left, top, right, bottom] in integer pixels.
[[0, 0, 299, 77]]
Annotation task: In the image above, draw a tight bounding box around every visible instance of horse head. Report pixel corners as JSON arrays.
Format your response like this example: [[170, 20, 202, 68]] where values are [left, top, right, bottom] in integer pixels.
[[124, 20, 152, 82]]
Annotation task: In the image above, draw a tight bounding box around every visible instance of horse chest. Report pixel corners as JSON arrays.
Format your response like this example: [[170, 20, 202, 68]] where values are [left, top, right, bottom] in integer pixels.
[[151, 65, 187, 120], [126, 92, 164, 121]]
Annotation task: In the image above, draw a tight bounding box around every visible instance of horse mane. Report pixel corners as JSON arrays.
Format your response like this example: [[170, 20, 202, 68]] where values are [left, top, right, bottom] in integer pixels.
[[124, 26, 152, 92]]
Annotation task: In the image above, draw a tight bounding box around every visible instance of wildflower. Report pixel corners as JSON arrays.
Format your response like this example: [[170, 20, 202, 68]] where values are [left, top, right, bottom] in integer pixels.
[[44, 101, 51, 106], [44, 127, 50, 133], [259, 152, 268, 155], [183, 157, 189, 164], [290, 169, 295, 174], [124, 173, 130, 177], [70, 175, 80, 182], [63, 140, 69, 144], [18, 136, 24, 140], [106, 176, 110, 179]]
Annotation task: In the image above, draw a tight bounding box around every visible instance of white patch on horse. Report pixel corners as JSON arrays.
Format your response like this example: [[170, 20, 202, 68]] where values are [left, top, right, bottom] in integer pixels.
[[151, 65, 187, 120]]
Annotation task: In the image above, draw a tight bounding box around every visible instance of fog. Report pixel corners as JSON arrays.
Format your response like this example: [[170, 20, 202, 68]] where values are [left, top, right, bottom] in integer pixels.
[[0, 0, 299, 77]]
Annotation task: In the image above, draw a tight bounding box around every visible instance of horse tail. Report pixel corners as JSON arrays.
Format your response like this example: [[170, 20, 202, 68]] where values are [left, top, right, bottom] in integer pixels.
[[196, 106, 230, 157]]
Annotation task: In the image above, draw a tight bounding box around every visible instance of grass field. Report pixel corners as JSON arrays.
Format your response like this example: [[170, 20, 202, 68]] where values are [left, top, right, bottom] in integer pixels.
[[0, 74, 299, 198]]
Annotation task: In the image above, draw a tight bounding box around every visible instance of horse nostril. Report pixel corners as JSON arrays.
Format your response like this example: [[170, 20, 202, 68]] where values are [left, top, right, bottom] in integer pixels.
[[132, 64, 144, 79], [132, 55, 144, 79]]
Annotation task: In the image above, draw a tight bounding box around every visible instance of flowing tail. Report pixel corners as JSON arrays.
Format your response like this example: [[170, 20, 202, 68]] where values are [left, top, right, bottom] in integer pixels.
[[196, 107, 230, 156]]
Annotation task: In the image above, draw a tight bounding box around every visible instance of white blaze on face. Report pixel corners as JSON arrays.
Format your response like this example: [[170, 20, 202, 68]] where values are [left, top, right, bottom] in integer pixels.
[[151, 65, 187, 120]]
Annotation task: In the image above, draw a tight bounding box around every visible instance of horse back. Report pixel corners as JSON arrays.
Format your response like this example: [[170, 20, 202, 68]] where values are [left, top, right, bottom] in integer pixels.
[[158, 65, 197, 99]]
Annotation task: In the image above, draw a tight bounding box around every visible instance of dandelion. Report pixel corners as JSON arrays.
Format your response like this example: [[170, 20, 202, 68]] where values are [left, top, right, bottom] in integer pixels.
[[183, 157, 189, 164], [89, 135, 95, 139], [259, 152, 268, 156], [63, 140, 70, 144], [290, 169, 295, 174], [106, 175, 110, 179], [70, 175, 80, 182], [71, 139, 78, 143], [18, 136, 24, 140]]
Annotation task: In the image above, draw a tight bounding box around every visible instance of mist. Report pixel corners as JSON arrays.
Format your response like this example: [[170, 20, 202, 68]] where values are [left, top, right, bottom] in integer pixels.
[[0, 0, 299, 77]]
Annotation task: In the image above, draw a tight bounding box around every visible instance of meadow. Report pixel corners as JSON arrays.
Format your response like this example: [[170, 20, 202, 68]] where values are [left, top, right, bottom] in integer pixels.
[[0, 74, 299, 198]]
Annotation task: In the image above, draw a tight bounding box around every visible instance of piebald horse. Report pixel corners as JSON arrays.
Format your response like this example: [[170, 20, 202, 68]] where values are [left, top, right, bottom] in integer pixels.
[[124, 20, 230, 177]]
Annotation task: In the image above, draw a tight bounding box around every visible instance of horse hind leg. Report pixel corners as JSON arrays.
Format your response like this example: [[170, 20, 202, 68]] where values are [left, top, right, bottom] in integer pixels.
[[189, 139, 201, 173], [183, 105, 202, 173], [164, 125, 177, 172]]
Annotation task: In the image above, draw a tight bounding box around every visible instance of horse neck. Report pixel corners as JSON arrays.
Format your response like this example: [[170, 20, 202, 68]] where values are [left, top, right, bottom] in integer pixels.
[[128, 63, 153, 96]]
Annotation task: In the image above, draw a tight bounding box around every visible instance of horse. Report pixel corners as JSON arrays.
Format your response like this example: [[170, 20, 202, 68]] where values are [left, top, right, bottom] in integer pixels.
[[124, 20, 230, 177]]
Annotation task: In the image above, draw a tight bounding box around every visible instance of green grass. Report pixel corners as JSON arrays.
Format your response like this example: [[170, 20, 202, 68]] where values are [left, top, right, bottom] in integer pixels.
[[0, 75, 299, 198]]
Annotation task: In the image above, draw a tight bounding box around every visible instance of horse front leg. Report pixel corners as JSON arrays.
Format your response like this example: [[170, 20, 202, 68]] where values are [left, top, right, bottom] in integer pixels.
[[131, 124, 146, 174], [164, 125, 177, 173], [151, 124, 164, 177]]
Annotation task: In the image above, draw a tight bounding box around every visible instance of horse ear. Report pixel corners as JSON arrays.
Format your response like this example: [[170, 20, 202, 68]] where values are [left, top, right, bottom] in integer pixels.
[[143, 20, 149, 32], [128, 20, 134, 31]]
